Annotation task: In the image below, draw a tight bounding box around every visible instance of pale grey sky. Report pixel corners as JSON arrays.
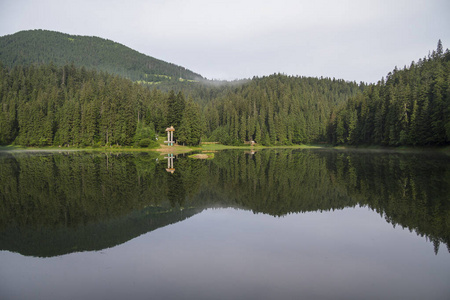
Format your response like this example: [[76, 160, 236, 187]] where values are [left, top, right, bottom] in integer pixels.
[[1, 0, 449, 82]]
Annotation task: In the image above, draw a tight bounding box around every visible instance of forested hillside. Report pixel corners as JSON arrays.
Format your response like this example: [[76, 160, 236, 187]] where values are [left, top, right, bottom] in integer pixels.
[[328, 41, 450, 146], [0, 30, 448, 147], [0, 62, 362, 147], [0, 63, 202, 147], [0, 30, 202, 83], [203, 75, 363, 144]]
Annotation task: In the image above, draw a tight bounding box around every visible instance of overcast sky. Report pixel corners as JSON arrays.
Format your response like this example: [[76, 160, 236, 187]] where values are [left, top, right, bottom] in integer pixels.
[[1, 0, 449, 83]]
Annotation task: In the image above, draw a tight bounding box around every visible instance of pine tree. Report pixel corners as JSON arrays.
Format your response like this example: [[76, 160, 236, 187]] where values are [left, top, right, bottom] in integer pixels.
[[167, 91, 185, 132], [255, 121, 262, 144], [177, 98, 202, 145]]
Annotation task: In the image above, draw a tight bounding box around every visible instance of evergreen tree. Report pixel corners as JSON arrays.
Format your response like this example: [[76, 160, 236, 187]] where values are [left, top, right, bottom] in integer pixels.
[[166, 91, 185, 132]]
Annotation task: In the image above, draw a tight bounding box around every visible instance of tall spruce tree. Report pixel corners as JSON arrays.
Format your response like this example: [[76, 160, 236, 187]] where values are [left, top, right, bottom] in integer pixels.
[[166, 91, 185, 133]]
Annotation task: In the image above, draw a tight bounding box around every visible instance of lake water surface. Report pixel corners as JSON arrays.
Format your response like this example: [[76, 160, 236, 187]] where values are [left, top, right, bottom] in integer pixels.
[[0, 149, 449, 299]]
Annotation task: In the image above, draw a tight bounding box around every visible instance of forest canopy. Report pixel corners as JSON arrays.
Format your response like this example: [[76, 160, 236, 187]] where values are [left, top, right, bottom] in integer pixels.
[[327, 40, 450, 146], [0, 62, 362, 147], [0, 33, 448, 147]]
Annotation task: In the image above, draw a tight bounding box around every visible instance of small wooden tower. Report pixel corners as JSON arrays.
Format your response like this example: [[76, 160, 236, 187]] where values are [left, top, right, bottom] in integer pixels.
[[165, 126, 175, 146]]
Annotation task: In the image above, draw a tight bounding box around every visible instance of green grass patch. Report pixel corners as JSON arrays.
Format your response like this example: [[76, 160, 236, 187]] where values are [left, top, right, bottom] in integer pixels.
[[188, 153, 215, 159], [153, 74, 171, 79], [199, 143, 322, 151], [136, 80, 161, 85], [0, 145, 26, 151], [178, 78, 198, 83]]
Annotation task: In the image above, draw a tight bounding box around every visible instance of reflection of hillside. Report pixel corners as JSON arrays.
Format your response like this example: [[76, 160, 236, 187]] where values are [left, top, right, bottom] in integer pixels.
[[198, 149, 356, 214], [198, 149, 450, 254], [324, 150, 450, 254], [0, 151, 183, 257], [0, 149, 449, 257], [0, 206, 203, 257]]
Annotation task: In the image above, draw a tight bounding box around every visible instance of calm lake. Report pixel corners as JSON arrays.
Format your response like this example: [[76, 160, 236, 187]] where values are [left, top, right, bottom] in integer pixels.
[[0, 149, 449, 299]]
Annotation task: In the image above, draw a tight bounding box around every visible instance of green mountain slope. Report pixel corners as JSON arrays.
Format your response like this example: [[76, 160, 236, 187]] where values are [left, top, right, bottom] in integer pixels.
[[0, 29, 202, 82], [327, 42, 450, 146]]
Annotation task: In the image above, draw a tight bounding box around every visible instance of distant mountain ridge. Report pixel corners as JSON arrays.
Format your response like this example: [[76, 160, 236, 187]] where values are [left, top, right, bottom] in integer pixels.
[[0, 29, 202, 83]]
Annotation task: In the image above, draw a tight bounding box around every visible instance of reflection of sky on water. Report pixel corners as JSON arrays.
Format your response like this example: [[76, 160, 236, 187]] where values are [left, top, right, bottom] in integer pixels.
[[1, 206, 450, 300]]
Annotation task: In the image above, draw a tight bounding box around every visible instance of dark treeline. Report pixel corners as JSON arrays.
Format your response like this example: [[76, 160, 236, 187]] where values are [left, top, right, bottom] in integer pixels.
[[1, 149, 448, 256], [0, 63, 203, 147], [328, 41, 450, 146], [1, 41, 449, 147], [203, 75, 363, 145], [0, 62, 361, 147]]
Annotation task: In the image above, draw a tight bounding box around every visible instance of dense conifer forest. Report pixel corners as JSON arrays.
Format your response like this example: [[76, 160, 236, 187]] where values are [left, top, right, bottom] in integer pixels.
[[328, 41, 450, 146], [203, 75, 362, 144], [0, 30, 448, 147], [0, 63, 362, 147]]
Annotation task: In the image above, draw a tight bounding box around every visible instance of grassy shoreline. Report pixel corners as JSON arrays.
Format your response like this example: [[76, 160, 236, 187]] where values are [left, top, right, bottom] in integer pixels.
[[328, 144, 450, 155], [1, 143, 449, 155], [0, 142, 320, 153]]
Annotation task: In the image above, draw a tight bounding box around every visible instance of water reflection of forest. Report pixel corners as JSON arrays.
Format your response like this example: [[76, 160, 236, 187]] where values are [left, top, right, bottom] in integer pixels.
[[0, 149, 448, 257]]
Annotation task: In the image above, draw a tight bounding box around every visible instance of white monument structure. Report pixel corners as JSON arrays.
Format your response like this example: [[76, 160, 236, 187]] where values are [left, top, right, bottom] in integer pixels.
[[165, 126, 175, 146]]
